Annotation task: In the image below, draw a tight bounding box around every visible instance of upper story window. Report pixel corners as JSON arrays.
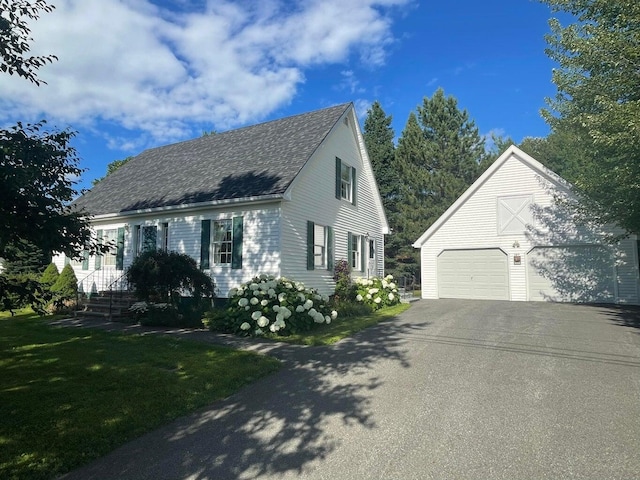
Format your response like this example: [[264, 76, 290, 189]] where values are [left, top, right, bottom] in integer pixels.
[[335, 157, 356, 205], [340, 163, 353, 202]]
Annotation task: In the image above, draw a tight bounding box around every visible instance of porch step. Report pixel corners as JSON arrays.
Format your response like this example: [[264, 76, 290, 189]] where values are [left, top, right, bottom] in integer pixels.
[[75, 292, 138, 321]]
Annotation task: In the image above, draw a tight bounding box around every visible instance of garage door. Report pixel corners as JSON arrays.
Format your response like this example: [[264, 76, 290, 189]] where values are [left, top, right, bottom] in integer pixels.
[[438, 249, 509, 300], [527, 245, 615, 303]]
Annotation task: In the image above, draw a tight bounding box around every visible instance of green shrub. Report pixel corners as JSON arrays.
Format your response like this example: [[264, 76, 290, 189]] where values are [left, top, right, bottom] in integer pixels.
[[214, 275, 338, 337], [129, 297, 210, 328], [40, 263, 60, 289], [353, 275, 402, 310], [126, 250, 214, 303], [333, 259, 353, 301], [50, 264, 78, 312], [0, 273, 46, 315]]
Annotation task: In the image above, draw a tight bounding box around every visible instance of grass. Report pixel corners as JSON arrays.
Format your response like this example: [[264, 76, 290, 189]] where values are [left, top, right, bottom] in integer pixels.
[[274, 302, 411, 345], [0, 310, 281, 480]]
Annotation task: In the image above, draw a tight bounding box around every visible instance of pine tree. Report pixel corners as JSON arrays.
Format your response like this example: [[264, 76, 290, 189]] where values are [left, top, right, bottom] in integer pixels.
[[50, 264, 77, 309], [40, 263, 60, 289], [389, 89, 487, 281], [363, 101, 398, 211]]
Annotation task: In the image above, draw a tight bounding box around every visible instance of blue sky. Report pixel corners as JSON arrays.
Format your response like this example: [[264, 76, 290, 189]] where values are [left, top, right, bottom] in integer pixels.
[[0, 0, 564, 191]]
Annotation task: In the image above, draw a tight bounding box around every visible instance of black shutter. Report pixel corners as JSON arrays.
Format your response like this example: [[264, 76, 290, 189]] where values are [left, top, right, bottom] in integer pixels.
[[95, 229, 103, 270], [335, 157, 342, 199], [347, 232, 353, 269], [232, 216, 243, 269], [307, 221, 315, 270], [200, 220, 210, 269]]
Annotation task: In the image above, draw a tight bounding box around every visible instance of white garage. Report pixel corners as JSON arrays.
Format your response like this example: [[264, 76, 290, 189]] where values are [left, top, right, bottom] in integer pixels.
[[527, 245, 616, 303], [413, 146, 639, 304], [438, 249, 509, 300]]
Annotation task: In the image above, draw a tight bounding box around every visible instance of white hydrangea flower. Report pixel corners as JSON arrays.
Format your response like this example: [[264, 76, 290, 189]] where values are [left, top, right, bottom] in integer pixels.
[[238, 297, 249, 307], [389, 282, 396, 289], [308, 308, 318, 317], [257, 316, 269, 328], [369, 288, 379, 294], [249, 283, 259, 290], [297, 293, 306, 302], [374, 297, 382, 304], [255, 328, 264, 336], [296, 305, 305, 313], [331, 310, 338, 320], [240, 322, 251, 330], [251, 311, 262, 321], [272, 305, 280, 312], [245, 306, 250, 311], [385, 274, 394, 281], [285, 282, 293, 290], [229, 288, 238, 297], [314, 313, 325, 323], [260, 299, 268, 306], [250, 297, 259, 305], [366, 294, 372, 300], [297, 284, 305, 291], [278, 292, 286, 302], [276, 312, 284, 323], [267, 288, 276, 297], [388, 293, 395, 301], [356, 294, 363, 302], [269, 324, 278, 332], [324, 315, 331, 324], [381, 280, 388, 289], [304, 299, 313, 310], [282, 307, 292, 319]]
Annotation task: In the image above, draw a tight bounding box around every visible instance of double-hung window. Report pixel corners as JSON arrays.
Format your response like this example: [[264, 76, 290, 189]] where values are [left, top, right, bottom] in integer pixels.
[[335, 157, 356, 205], [307, 221, 334, 271], [350, 234, 361, 270], [212, 219, 233, 265], [102, 229, 119, 266], [200, 217, 243, 270]]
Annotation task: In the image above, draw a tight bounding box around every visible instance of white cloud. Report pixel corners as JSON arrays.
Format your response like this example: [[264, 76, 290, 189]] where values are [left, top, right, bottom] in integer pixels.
[[0, 0, 410, 143]]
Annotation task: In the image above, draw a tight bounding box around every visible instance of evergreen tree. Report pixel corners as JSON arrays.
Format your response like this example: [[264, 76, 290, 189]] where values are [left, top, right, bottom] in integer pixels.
[[40, 263, 60, 289], [1, 240, 50, 275], [389, 89, 487, 280], [363, 101, 398, 211], [50, 264, 77, 309]]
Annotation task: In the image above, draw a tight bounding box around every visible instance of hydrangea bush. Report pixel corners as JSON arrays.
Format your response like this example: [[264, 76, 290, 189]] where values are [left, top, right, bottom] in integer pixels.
[[213, 275, 337, 336], [353, 275, 401, 310]]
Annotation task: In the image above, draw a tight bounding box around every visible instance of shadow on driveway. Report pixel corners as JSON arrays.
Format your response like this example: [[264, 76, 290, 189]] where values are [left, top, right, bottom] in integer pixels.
[[59, 315, 429, 479]]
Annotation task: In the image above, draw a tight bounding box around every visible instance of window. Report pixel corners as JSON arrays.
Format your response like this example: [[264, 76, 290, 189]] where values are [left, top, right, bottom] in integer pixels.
[[136, 225, 157, 255], [350, 234, 361, 270], [314, 224, 327, 268], [212, 219, 233, 265], [369, 239, 375, 259], [200, 217, 243, 270], [102, 229, 118, 266], [307, 221, 333, 271], [340, 163, 352, 202], [335, 157, 356, 205]]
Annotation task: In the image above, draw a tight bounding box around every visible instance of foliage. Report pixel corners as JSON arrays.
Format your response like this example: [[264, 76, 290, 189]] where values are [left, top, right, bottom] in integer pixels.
[[0, 121, 95, 260], [91, 156, 132, 186], [0, 311, 280, 479], [50, 264, 77, 311], [129, 298, 209, 328], [0, 0, 57, 85], [1, 239, 50, 275], [332, 259, 353, 301], [126, 250, 215, 303], [387, 89, 490, 279], [363, 101, 400, 211], [0, 273, 47, 315], [40, 262, 59, 288], [353, 274, 401, 310], [210, 275, 337, 336], [541, 0, 640, 234]]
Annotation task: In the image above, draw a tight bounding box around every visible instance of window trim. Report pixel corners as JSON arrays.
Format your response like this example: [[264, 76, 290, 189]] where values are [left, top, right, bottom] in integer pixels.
[[212, 219, 233, 266]]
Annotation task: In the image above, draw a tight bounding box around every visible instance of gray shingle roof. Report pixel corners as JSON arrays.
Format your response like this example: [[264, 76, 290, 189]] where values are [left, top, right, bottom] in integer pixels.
[[74, 103, 352, 216]]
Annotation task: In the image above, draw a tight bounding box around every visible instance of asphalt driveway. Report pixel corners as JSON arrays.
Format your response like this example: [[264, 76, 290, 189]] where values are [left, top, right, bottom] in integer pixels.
[[61, 300, 640, 480]]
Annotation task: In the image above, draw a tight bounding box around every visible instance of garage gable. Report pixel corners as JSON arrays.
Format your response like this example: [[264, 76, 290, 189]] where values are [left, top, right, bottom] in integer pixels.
[[414, 145, 639, 304]]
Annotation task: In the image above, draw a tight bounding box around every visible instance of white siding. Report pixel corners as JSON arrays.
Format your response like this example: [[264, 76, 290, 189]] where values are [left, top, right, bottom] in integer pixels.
[[419, 151, 639, 304], [281, 111, 387, 296]]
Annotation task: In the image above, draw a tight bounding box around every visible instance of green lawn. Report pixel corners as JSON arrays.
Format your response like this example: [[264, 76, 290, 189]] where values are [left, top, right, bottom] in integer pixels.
[[275, 302, 411, 345], [0, 311, 281, 480]]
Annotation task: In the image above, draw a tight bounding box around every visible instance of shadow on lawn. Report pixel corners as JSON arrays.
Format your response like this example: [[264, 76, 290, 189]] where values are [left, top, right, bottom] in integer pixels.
[[61, 316, 429, 479]]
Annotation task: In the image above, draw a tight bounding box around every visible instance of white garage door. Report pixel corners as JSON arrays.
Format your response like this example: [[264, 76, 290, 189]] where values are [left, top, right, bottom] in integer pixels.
[[527, 245, 615, 303], [438, 249, 509, 300]]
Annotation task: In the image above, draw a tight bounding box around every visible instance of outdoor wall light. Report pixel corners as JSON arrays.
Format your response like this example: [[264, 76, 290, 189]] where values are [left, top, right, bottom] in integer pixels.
[[512, 240, 520, 249]]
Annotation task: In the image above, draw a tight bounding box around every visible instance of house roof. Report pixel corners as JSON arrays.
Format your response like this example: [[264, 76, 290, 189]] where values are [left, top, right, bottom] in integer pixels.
[[74, 103, 353, 216], [412, 145, 569, 248]]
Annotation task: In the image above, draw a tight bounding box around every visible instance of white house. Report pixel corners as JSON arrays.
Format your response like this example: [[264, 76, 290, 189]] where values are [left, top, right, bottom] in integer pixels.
[[53, 103, 389, 297], [413, 145, 639, 304]]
